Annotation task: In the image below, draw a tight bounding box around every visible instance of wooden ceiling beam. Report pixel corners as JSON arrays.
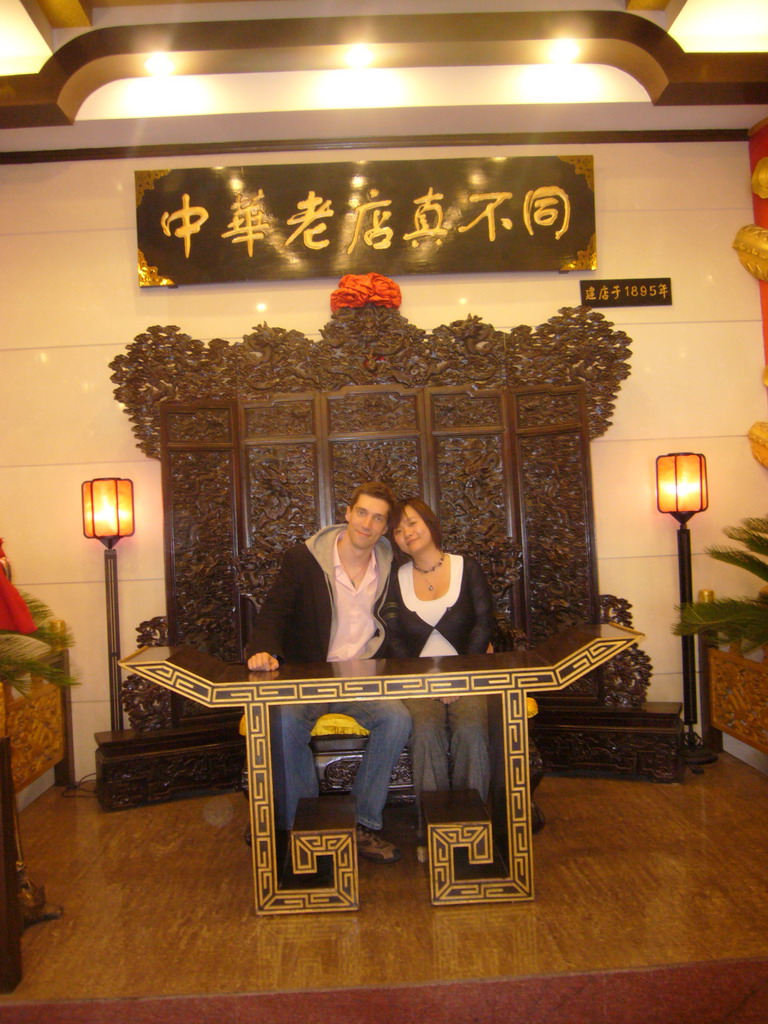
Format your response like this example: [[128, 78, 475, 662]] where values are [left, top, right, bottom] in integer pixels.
[[33, 0, 93, 28], [1, 9, 767, 130]]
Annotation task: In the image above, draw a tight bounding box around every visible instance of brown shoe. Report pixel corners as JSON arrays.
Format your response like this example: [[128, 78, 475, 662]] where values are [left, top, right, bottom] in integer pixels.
[[355, 824, 402, 863]]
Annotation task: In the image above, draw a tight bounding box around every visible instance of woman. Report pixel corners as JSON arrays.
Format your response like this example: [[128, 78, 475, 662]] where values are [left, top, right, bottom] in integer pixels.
[[386, 498, 496, 859]]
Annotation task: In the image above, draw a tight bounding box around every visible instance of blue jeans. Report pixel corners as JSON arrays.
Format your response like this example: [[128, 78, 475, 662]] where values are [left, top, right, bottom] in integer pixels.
[[270, 700, 411, 831], [403, 695, 490, 836]]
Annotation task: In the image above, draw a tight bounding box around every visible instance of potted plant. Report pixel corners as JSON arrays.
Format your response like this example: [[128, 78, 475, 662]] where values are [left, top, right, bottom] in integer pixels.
[[674, 514, 768, 651], [1, 593, 75, 697], [674, 515, 768, 757]]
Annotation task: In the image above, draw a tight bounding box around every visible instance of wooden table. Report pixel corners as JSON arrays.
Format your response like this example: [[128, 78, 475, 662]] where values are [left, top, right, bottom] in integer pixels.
[[121, 623, 642, 915]]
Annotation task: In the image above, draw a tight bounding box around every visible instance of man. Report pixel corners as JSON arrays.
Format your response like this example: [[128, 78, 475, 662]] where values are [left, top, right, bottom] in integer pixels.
[[246, 481, 410, 863]]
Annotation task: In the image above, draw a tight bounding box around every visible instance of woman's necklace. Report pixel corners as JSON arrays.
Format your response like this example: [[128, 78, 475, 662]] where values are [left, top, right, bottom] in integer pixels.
[[413, 552, 445, 592]]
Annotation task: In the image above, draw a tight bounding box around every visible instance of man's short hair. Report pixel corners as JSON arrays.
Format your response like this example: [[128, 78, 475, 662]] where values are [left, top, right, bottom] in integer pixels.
[[349, 481, 397, 518]]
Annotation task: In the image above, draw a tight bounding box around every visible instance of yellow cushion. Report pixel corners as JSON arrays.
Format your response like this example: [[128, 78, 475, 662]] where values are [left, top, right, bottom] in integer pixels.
[[241, 703, 533, 735], [239, 712, 370, 737], [311, 713, 370, 737]]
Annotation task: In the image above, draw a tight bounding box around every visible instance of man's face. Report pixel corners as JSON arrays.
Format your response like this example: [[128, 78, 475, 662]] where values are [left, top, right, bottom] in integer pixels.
[[344, 495, 391, 551]]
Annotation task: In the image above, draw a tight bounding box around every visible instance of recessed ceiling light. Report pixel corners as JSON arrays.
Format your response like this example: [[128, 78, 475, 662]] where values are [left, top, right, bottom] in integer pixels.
[[144, 53, 175, 76], [345, 44, 374, 68], [549, 38, 580, 63], [669, 0, 768, 52]]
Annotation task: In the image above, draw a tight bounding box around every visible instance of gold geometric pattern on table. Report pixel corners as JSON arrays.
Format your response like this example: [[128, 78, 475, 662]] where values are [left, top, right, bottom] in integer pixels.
[[424, 690, 533, 906], [555, 637, 630, 687], [244, 704, 359, 913], [428, 821, 497, 905], [120, 623, 642, 915], [504, 689, 533, 893], [291, 832, 358, 910]]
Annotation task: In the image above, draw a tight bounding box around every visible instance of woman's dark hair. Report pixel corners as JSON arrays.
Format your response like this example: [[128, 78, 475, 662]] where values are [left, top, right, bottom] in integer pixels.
[[391, 497, 442, 551]]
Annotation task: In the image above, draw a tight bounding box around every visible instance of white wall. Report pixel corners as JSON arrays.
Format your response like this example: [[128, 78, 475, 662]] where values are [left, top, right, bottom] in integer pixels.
[[2, 140, 767, 784]]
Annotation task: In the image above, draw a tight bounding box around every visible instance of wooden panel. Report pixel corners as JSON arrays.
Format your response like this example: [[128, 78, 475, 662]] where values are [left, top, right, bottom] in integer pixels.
[[160, 400, 244, 723], [511, 386, 599, 647], [1, 652, 73, 793], [0, 736, 22, 993], [4, 683, 65, 792], [323, 386, 426, 519], [709, 648, 768, 756], [427, 386, 522, 644]]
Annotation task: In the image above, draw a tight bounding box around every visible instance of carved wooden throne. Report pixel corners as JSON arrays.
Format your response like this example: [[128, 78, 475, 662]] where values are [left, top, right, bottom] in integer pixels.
[[95, 301, 684, 811]]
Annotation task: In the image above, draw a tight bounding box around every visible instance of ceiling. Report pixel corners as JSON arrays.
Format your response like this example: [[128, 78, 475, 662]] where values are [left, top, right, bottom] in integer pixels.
[[2, 0, 768, 159]]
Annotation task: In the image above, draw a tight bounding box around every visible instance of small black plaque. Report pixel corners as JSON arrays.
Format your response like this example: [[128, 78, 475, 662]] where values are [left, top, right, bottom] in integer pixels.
[[580, 278, 671, 307]]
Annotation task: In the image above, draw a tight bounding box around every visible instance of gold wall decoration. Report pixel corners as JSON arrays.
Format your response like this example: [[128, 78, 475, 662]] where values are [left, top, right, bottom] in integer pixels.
[[734, 164, 768, 471], [732, 223, 768, 283], [748, 420, 768, 469], [709, 647, 768, 756], [135, 170, 171, 207], [137, 250, 174, 288], [3, 680, 65, 792], [751, 158, 768, 200]]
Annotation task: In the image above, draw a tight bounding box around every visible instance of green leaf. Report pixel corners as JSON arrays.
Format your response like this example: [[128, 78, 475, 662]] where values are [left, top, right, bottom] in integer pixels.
[[0, 591, 77, 693], [705, 547, 768, 584], [674, 598, 768, 651]]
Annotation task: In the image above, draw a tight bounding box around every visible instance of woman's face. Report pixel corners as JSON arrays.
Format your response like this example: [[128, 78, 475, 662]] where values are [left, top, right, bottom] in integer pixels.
[[393, 505, 434, 557]]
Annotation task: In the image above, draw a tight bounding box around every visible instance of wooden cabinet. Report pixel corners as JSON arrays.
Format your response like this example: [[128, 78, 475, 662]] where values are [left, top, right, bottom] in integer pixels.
[[1, 651, 75, 794]]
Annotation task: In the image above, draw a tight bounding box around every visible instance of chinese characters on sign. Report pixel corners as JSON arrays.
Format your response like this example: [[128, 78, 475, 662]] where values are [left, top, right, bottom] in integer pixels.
[[135, 156, 596, 287], [580, 278, 672, 308]]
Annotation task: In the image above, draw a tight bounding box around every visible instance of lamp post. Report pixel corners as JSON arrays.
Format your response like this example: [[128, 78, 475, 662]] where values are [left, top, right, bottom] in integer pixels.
[[81, 478, 135, 732], [655, 453, 717, 768]]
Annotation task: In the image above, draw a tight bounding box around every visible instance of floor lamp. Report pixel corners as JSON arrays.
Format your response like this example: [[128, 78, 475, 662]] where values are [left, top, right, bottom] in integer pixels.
[[655, 453, 717, 769], [81, 478, 135, 733]]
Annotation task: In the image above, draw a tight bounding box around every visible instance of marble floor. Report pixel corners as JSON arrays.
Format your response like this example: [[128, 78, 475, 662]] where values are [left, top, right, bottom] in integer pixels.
[[2, 752, 768, 1023]]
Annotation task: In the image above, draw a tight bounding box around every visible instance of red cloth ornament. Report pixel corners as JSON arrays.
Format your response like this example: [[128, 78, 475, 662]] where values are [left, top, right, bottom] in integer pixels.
[[330, 273, 402, 312], [0, 539, 36, 633]]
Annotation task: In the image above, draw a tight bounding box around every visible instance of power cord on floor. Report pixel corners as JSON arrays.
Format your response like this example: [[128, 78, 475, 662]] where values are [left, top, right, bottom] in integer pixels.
[[60, 773, 97, 796]]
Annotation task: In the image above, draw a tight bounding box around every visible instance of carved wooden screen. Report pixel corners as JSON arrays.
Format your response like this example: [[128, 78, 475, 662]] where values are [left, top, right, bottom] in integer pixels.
[[111, 307, 662, 791], [240, 384, 517, 629], [161, 400, 245, 725], [511, 387, 600, 649], [242, 386, 426, 556], [159, 381, 601, 717], [424, 386, 520, 643]]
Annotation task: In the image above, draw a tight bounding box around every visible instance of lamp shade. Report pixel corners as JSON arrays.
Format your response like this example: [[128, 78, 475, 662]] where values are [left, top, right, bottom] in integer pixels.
[[655, 453, 708, 521], [82, 478, 135, 544]]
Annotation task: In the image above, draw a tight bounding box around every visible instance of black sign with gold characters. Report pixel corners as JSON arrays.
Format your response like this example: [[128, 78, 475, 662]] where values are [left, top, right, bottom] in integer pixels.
[[580, 278, 672, 308], [135, 156, 596, 287]]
